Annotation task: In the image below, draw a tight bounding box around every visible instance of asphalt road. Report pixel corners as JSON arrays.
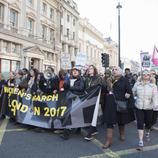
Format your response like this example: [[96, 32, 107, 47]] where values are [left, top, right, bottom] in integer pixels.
[[0, 118, 158, 158]]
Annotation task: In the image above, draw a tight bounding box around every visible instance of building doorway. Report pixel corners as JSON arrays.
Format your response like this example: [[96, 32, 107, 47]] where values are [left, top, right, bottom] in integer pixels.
[[29, 58, 39, 69]]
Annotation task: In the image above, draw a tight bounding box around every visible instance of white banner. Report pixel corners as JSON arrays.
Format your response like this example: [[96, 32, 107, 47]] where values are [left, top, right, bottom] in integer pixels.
[[60, 52, 71, 69]]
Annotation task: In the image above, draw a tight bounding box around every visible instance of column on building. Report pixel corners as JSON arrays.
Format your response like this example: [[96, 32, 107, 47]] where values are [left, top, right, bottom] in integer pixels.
[[25, 56, 29, 69], [39, 59, 43, 72], [64, 44, 68, 53], [20, 0, 26, 35], [70, 47, 75, 61], [0, 40, 3, 52], [36, 0, 41, 38], [3, 2, 9, 29]]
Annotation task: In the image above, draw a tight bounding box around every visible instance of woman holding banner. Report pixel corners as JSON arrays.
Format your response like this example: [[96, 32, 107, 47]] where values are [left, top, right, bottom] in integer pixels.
[[84, 65, 103, 141], [60, 67, 85, 140], [26, 68, 39, 95]]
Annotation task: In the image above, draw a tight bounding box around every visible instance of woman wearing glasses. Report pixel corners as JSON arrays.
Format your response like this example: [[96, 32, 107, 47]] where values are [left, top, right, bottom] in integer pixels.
[[132, 70, 158, 151]]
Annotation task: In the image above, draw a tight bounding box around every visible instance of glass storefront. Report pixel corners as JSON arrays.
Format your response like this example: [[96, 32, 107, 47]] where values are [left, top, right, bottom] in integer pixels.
[[0, 59, 20, 79], [12, 60, 20, 71], [1, 59, 10, 79]]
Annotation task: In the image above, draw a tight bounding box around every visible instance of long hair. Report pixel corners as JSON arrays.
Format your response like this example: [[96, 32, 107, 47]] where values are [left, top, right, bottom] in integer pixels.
[[59, 69, 66, 80], [89, 65, 98, 76], [29, 68, 39, 81]]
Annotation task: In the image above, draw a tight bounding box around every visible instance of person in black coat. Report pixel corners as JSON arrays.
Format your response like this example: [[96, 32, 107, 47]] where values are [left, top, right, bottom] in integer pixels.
[[0, 73, 6, 119], [0, 73, 5, 94], [60, 67, 85, 140], [64, 67, 84, 94], [84, 65, 103, 141], [102, 70, 117, 149], [39, 67, 59, 95], [103, 66, 135, 149], [26, 68, 39, 95], [113, 67, 135, 137]]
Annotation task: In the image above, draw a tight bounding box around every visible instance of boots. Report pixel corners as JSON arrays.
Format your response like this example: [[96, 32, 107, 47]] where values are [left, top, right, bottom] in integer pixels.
[[102, 128, 113, 149], [119, 126, 125, 141]]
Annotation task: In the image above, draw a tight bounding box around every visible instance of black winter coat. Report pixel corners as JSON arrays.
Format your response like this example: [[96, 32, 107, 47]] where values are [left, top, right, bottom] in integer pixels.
[[64, 76, 85, 95], [39, 75, 59, 94], [113, 76, 135, 124]]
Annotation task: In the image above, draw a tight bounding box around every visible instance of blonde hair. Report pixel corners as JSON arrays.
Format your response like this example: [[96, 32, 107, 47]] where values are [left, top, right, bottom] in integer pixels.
[[138, 70, 156, 84]]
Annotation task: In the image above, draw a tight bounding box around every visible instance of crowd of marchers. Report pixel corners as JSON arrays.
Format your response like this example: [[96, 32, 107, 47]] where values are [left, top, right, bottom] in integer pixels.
[[0, 65, 158, 151]]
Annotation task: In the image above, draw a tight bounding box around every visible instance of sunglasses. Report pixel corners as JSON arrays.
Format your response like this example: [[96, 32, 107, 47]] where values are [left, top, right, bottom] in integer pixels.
[[143, 73, 150, 76], [151, 73, 156, 75], [112, 68, 118, 71]]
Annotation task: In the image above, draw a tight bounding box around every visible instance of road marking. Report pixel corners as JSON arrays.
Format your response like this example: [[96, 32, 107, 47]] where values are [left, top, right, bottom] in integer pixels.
[[116, 144, 158, 156], [79, 143, 158, 158], [0, 128, 27, 132], [152, 126, 158, 131], [91, 139, 119, 158], [79, 138, 120, 158], [0, 119, 9, 145]]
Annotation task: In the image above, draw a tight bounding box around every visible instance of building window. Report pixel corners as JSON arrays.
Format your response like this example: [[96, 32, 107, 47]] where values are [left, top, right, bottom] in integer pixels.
[[0, 3, 4, 22], [74, 48, 77, 56], [41, 25, 47, 40], [62, 43, 65, 52], [67, 14, 70, 22], [60, 11, 63, 18], [1, 59, 10, 74], [42, 3, 47, 15], [67, 28, 69, 38], [27, 18, 34, 34], [79, 43, 81, 52], [10, 9, 18, 27], [11, 43, 17, 53], [68, 46, 71, 53], [91, 48, 93, 53], [12, 61, 20, 71], [3, 41, 9, 53], [86, 46, 89, 53], [50, 29, 54, 43], [73, 19, 75, 26], [73, 32, 75, 40], [52, 53, 55, 61], [60, 25, 63, 35], [27, 0, 33, 7], [50, 8, 54, 19]]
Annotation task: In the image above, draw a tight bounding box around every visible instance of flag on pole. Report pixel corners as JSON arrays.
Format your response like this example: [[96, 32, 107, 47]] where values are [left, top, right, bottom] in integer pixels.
[[152, 45, 158, 66]]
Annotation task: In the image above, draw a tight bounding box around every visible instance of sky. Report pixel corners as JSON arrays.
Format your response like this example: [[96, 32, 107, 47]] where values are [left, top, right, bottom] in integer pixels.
[[74, 0, 158, 62]]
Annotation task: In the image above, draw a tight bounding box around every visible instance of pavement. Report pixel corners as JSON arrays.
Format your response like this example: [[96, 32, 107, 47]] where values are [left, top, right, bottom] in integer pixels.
[[0, 118, 158, 158]]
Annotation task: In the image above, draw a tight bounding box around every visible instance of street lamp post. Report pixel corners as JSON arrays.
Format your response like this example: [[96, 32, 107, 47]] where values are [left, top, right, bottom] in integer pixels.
[[116, 2, 122, 67]]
